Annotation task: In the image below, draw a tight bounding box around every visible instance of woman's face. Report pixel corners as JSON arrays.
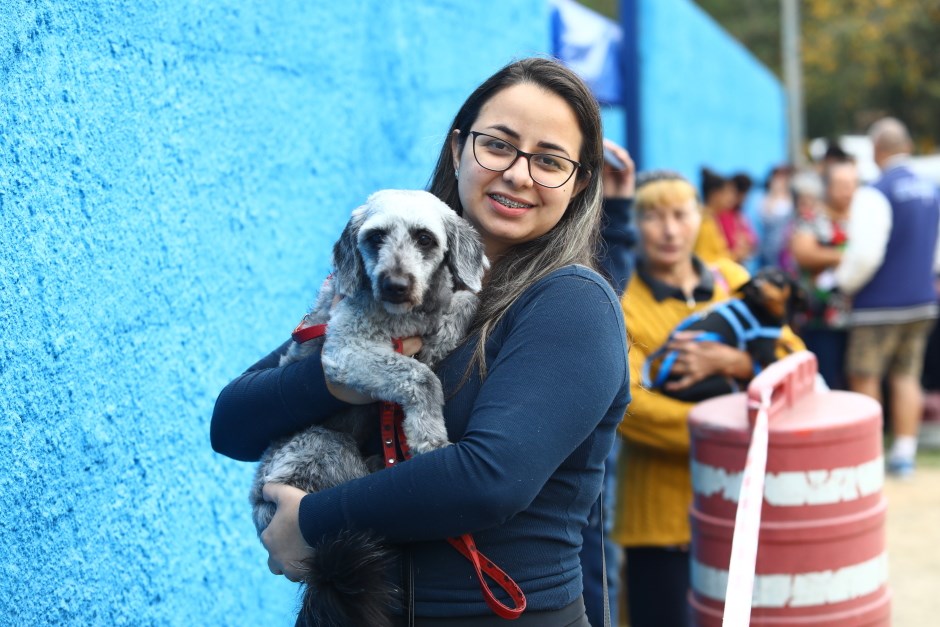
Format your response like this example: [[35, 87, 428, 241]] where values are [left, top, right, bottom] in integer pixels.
[[710, 182, 737, 211], [451, 82, 587, 260], [638, 197, 702, 270], [769, 171, 790, 195], [825, 162, 858, 213]]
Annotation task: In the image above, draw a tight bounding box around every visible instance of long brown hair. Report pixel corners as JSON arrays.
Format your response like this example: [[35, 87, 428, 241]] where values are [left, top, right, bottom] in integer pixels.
[[427, 57, 605, 377]]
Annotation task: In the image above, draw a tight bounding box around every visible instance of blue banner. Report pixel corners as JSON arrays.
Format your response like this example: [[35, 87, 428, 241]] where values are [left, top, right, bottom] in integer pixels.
[[550, 0, 624, 105]]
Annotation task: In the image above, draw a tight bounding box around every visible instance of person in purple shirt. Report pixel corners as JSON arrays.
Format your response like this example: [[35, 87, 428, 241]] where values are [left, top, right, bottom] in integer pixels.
[[211, 57, 630, 626]]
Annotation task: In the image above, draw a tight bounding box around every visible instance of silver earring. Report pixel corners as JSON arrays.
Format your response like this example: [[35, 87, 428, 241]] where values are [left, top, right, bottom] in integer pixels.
[[454, 168, 459, 179]]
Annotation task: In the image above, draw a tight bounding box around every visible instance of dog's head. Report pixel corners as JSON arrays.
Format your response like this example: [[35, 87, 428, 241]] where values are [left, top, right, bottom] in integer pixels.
[[332, 189, 486, 313], [739, 267, 807, 326]]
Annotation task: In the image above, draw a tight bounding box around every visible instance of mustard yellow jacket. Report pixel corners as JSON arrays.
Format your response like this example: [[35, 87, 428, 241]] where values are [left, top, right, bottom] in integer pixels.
[[694, 209, 731, 264], [613, 258, 804, 547]]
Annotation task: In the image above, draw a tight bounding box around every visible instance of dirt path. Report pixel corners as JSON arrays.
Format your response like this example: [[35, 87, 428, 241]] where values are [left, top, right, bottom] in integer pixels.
[[883, 464, 940, 626]]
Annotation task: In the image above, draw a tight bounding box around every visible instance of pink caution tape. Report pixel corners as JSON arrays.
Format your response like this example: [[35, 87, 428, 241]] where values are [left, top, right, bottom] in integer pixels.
[[721, 352, 818, 626], [721, 389, 770, 627]]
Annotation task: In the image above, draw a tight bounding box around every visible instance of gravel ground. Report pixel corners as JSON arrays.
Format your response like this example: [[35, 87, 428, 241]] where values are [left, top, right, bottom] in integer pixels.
[[883, 454, 940, 626]]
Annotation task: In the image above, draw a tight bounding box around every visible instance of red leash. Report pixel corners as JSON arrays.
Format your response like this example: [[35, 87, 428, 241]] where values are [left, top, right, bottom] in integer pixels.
[[295, 323, 526, 619]]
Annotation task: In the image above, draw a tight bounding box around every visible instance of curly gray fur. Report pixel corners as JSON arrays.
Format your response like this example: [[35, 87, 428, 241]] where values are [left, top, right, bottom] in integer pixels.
[[250, 189, 486, 627]]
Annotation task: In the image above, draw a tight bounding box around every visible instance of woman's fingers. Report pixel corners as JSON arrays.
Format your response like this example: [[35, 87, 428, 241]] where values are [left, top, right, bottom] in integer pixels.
[[601, 139, 636, 198], [259, 483, 313, 581], [400, 336, 423, 357], [665, 374, 696, 391]]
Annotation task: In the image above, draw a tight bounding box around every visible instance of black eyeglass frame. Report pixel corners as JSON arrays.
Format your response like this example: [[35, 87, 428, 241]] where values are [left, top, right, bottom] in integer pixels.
[[467, 131, 583, 189]]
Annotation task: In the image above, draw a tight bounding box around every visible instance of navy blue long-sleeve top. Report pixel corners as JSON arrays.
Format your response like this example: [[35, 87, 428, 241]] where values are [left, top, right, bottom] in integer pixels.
[[211, 265, 630, 618], [599, 197, 636, 294]]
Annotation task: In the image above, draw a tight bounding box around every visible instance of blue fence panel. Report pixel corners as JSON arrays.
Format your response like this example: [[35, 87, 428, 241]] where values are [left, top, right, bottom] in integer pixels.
[[634, 0, 787, 186], [0, 1, 549, 624]]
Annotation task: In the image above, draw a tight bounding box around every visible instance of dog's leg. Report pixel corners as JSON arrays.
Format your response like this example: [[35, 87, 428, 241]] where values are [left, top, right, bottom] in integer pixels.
[[397, 370, 450, 455], [251, 424, 370, 534], [323, 342, 450, 455]]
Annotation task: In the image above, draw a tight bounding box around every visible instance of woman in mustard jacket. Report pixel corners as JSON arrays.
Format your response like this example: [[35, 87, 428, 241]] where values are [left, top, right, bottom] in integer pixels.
[[612, 171, 802, 627]]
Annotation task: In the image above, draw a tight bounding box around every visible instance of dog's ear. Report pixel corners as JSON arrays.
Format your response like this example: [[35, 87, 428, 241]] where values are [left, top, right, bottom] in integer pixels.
[[738, 277, 762, 305], [331, 206, 369, 297], [442, 210, 487, 292], [739, 275, 787, 321], [786, 277, 809, 321]]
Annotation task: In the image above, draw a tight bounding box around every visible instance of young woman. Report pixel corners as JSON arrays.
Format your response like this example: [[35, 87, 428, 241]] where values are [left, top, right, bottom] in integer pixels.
[[701, 167, 756, 265], [211, 57, 630, 626], [692, 168, 732, 265], [611, 171, 802, 627]]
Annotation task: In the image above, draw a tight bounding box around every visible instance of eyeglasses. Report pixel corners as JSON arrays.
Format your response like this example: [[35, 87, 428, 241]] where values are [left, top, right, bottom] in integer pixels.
[[468, 131, 582, 188]]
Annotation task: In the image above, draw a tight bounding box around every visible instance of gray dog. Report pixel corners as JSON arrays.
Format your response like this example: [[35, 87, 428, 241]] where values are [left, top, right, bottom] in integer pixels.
[[250, 189, 486, 627]]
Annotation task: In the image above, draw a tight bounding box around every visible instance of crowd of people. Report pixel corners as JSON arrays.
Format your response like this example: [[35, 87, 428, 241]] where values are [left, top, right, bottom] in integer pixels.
[[687, 120, 939, 481], [210, 56, 940, 627], [600, 115, 939, 626]]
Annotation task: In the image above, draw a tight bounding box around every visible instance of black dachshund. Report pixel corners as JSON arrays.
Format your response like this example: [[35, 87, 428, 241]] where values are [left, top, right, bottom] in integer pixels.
[[643, 267, 806, 402]]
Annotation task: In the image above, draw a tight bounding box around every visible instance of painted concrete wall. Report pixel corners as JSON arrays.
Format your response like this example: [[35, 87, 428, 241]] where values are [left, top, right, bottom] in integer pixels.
[[0, 1, 549, 624], [637, 0, 787, 185]]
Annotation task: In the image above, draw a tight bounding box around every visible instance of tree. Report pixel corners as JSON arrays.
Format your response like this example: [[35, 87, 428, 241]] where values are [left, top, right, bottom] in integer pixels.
[[696, 0, 940, 151], [576, 0, 618, 18]]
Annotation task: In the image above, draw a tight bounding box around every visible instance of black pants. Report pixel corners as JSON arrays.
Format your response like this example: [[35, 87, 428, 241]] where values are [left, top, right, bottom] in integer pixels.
[[389, 596, 589, 627], [802, 328, 848, 390], [624, 547, 690, 627]]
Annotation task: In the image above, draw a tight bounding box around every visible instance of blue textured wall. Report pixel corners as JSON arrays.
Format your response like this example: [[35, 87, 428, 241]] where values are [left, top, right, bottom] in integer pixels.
[[0, 1, 549, 624], [636, 0, 787, 184]]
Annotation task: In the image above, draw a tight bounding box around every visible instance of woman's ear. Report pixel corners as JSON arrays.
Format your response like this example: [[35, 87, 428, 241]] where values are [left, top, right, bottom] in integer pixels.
[[572, 170, 592, 197], [450, 129, 462, 172]]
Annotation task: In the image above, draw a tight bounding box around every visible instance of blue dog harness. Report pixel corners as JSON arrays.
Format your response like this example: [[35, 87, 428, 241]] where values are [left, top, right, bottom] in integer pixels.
[[642, 298, 783, 390]]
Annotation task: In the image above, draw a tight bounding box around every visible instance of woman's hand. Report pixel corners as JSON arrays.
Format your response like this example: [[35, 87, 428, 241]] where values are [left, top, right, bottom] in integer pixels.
[[261, 483, 314, 582], [601, 139, 635, 199], [664, 331, 754, 392]]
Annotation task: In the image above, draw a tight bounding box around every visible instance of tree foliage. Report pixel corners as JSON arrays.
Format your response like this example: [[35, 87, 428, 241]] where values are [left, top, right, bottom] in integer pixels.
[[575, 0, 618, 19], [696, 0, 940, 150]]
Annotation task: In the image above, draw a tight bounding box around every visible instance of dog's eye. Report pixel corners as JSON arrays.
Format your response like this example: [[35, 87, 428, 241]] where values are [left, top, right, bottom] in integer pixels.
[[365, 231, 385, 248], [414, 231, 436, 249]]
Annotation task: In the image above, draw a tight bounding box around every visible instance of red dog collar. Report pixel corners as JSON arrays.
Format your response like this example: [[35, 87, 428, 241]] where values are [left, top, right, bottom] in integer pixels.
[[291, 321, 328, 344]]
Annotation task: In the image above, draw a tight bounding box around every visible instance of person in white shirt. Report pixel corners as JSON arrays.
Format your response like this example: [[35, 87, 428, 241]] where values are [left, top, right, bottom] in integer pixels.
[[834, 117, 940, 478]]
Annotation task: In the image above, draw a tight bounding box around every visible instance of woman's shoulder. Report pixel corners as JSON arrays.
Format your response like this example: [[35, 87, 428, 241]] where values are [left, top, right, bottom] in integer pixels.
[[507, 265, 623, 328], [524, 264, 620, 303]]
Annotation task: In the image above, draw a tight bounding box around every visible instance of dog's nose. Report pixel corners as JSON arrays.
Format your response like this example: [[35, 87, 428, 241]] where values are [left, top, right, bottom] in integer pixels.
[[380, 275, 411, 303]]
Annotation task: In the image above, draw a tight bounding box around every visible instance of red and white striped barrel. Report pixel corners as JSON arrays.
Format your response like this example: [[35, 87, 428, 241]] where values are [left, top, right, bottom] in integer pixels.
[[688, 351, 891, 626]]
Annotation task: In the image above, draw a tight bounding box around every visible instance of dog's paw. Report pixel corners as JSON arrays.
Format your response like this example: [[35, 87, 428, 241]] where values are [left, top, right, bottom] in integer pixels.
[[408, 436, 452, 456], [402, 414, 451, 456]]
